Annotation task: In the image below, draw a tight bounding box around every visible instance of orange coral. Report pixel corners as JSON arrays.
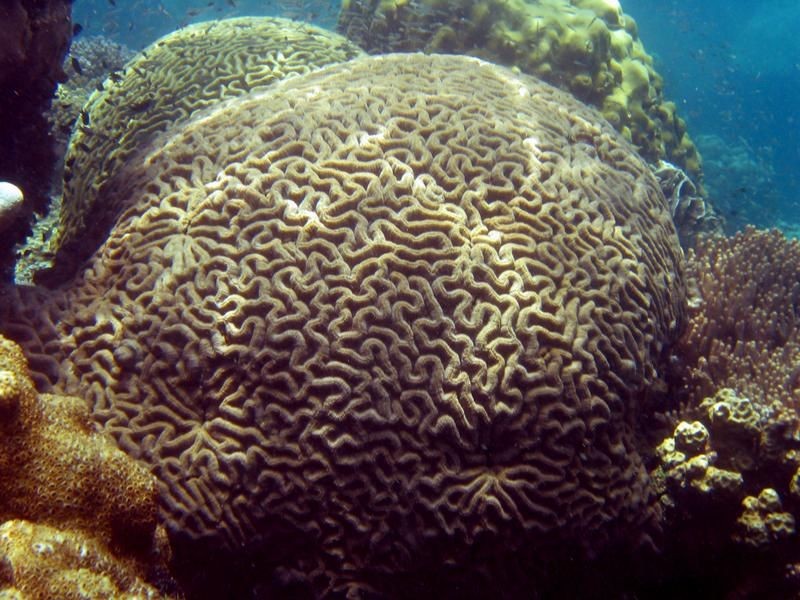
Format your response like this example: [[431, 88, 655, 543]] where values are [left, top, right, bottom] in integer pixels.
[[670, 227, 800, 409], [0, 334, 177, 597], [0, 520, 175, 599]]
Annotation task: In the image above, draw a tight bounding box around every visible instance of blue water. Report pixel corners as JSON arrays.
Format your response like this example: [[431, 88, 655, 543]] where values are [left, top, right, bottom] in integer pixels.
[[626, 0, 800, 233], [71, 0, 800, 234]]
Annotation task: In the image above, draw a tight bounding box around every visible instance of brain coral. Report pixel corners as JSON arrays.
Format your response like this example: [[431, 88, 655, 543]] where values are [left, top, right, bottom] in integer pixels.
[[338, 0, 702, 185], [46, 17, 364, 284], [1, 54, 685, 594]]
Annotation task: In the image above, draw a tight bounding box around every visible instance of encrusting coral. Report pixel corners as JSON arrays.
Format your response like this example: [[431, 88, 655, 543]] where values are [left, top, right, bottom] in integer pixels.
[[0, 53, 685, 596], [651, 386, 800, 597], [0, 335, 177, 598], [654, 388, 799, 511], [734, 488, 795, 549], [45, 17, 364, 285], [0, 520, 176, 599], [337, 0, 702, 184]]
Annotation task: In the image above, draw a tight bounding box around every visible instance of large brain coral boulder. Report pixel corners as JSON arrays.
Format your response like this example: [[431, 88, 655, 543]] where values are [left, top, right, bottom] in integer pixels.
[[338, 0, 703, 185], [44, 17, 364, 285], [1, 54, 685, 595]]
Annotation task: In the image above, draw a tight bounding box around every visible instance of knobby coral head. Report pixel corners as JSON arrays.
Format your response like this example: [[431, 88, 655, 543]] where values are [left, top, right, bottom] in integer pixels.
[[1, 53, 685, 595]]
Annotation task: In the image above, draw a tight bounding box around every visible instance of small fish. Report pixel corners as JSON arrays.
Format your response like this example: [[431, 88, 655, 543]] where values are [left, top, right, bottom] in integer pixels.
[[109, 71, 124, 83], [72, 23, 83, 36], [71, 56, 83, 75], [79, 108, 90, 125], [108, 0, 116, 5]]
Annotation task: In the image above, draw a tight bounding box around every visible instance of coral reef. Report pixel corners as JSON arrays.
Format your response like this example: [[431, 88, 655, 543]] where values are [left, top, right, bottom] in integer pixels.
[[651, 160, 721, 248], [337, 0, 702, 183], [0, 54, 685, 596], [0, 0, 72, 278], [13, 36, 137, 286], [669, 227, 800, 409], [657, 228, 800, 595], [0, 334, 177, 598], [44, 17, 364, 286], [650, 387, 800, 597], [695, 133, 780, 233], [48, 35, 137, 183]]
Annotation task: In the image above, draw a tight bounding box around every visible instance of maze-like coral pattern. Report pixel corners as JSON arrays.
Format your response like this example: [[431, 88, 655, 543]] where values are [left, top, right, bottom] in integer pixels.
[[338, 0, 703, 184], [52, 17, 364, 282], [4, 54, 684, 591]]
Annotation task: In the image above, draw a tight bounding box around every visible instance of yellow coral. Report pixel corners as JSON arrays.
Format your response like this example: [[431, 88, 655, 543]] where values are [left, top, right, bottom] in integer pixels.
[[338, 0, 703, 182], [735, 488, 796, 548], [0, 335, 175, 596], [0, 520, 174, 599], [655, 419, 744, 498]]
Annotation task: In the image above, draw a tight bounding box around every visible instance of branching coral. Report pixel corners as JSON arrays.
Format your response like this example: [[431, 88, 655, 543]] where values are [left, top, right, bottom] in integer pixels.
[[656, 227, 800, 595], [669, 227, 800, 410]]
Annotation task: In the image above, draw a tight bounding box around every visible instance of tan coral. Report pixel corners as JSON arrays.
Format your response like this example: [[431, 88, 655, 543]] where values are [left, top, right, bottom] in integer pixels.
[[0, 520, 173, 599], [0, 335, 175, 598], [1, 54, 685, 595], [654, 421, 743, 501], [734, 488, 796, 549], [338, 0, 702, 183], [670, 228, 800, 412], [46, 17, 365, 284]]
